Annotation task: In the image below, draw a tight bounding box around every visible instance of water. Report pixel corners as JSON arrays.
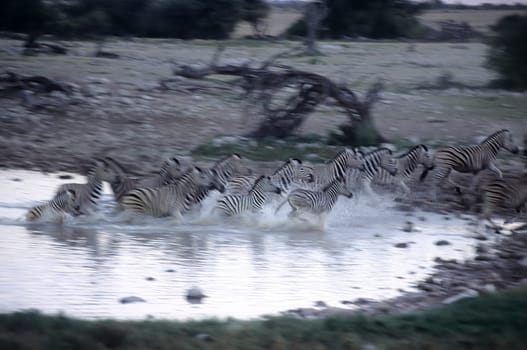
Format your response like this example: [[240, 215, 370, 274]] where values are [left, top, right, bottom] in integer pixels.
[[0, 170, 478, 320]]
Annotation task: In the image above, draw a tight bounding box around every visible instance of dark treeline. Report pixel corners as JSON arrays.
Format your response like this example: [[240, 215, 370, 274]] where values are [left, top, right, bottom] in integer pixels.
[[287, 0, 427, 40], [0, 0, 269, 40]]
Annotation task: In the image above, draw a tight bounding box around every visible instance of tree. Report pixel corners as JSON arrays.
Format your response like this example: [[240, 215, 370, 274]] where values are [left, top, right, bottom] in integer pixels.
[[0, 0, 54, 47], [241, 0, 270, 38], [486, 14, 527, 90], [287, 0, 424, 40], [303, 1, 328, 55]]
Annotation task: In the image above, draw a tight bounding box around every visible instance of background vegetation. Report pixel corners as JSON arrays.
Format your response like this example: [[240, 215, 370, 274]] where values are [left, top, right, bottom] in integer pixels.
[[1, 287, 526, 350], [486, 14, 527, 89]]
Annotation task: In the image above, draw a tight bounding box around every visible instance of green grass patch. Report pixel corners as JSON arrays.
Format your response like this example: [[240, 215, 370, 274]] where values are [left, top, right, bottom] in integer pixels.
[[1, 287, 527, 350], [191, 136, 341, 163]]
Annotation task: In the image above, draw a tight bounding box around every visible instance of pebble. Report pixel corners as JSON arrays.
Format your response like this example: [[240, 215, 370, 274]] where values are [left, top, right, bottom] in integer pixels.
[[435, 240, 451, 246], [186, 287, 207, 302], [119, 296, 146, 304], [146, 277, 155, 281], [394, 242, 408, 248], [442, 289, 479, 304]]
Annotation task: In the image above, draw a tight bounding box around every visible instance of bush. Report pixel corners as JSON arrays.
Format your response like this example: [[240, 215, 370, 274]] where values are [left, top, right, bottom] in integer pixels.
[[286, 0, 425, 40], [486, 14, 527, 90]]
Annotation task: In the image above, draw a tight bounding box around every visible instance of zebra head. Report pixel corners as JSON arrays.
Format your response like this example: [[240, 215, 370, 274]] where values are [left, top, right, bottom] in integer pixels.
[[204, 168, 225, 193], [61, 189, 81, 216], [251, 175, 282, 195], [416, 144, 434, 169], [484, 129, 519, 154], [92, 158, 120, 184], [370, 148, 398, 176], [502, 130, 519, 154]]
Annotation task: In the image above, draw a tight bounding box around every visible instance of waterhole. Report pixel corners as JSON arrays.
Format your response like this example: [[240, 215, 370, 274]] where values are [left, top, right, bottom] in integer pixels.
[[0, 170, 478, 320]]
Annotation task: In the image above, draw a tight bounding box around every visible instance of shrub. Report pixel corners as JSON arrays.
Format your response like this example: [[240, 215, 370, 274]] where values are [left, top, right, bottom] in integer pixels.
[[486, 14, 527, 90]]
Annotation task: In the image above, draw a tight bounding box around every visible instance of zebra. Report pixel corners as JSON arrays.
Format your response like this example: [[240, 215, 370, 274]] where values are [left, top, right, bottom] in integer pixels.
[[420, 129, 520, 199], [370, 144, 433, 196], [216, 175, 282, 216], [207, 153, 251, 188], [311, 148, 364, 189], [275, 177, 352, 225], [139, 157, 187, 188], [480, 174, 527, 230], [54, 158, 114, 215], [103, 156, 184, 202], [26, 189, 79, 223], [225, 158, 314, 195], [345, 147, 398, 198], [121, 166, 224, 218]]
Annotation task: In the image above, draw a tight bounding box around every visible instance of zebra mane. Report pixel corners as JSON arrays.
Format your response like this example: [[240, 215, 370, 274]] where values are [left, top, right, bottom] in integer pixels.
[[104, 157, 128, 175], [397, 144, 427, 159], [365, 147, 392, 157], [249, 175, 267, 191], [327, 149, 355, 164], [213, 154, 240, 169], [321, 177, 342, 192], [481, 129, 509, 144], [272, 158, 299, 175]]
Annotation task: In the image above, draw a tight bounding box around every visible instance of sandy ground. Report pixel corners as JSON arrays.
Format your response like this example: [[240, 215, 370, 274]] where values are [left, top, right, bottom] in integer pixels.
[[1, 37, 526, 318]]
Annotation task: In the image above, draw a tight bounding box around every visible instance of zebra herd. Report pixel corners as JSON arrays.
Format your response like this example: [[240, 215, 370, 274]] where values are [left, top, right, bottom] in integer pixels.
[[26, 129, 526, 229]]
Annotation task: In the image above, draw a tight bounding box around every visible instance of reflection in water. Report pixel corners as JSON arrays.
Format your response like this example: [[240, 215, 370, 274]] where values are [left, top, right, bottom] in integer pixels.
[[0, 170, 478, 320]]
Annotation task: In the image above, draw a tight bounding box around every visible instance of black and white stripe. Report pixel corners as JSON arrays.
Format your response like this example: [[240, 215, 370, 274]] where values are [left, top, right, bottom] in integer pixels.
[[420, 129, 519, 198], [54, 159, 110, 215], [481, 174, 527, 228], [275, 177, 352, 219], [216, 175, 281, 216], [371, 144, 432, 195], [121, 167, 223, 218], [225, 158, 313, 195], [345, 147, 398, 198], [312, 148, 363, 188], [26, 189, 78, 223]]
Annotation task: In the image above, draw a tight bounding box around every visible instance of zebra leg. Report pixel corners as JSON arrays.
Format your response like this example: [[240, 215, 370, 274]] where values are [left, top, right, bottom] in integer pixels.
[[488, 163, 503, 179], [362, 180, 379, 201]]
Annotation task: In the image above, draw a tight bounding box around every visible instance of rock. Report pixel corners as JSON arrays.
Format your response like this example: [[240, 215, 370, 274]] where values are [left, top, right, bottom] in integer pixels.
[[435, 240, 451, 246], [443, 289, 479, 304], [11, 178, 21, 182], [119, 296, 146, 304], [352, 298, 373, 306], [194, 333, 212, 342], [145, 277, 155, 281], [402, 221, 414, 232], [519, 256, 527, 267], [395, 242, 408, 248], [314, 301, 327, 308], [165, 269, 175, 273], [186, 287, 207, 302]]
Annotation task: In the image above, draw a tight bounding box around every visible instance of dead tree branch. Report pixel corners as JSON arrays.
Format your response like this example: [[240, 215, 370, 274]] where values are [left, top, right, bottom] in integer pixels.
[[168, 48, 383, 141]]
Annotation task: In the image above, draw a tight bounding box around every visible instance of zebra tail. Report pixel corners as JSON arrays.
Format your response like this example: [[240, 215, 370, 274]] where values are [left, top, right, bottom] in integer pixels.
[[419, 165, 434, 182]]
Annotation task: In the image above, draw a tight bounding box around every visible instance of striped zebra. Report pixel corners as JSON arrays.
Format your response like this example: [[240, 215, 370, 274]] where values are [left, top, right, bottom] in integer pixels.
[[275, 177, 352, 224], [207, 153, 251, 188], [480, 174, 527, 229], [225, 158, 314, 195], [26, 189, 79, 223], [139, 157, 186, 188], [216, 175, 282, 216], [121, 167, 224, 218], [345, 147, 398, 198], [420, 129, 520, 199], [370, 144, 433, 196], [54, 159, 114, 215], [103, 156, 184, 202], [311, 148, 364, 189]]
